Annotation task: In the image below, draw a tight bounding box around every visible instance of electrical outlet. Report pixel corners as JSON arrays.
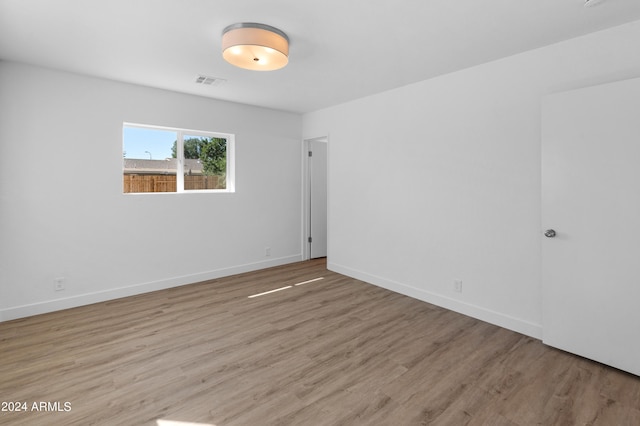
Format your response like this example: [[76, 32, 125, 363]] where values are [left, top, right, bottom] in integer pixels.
[[54, 277, 65, 291], [453, 279, 462, 293], [265, 247, 271, 257]]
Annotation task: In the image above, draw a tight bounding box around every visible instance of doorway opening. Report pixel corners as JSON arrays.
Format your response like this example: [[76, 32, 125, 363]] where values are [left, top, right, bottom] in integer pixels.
[[303, 136, 328, 260]]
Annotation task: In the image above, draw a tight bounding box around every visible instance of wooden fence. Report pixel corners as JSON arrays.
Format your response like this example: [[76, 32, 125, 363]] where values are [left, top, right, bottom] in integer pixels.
[[123, 174, 223, 193]]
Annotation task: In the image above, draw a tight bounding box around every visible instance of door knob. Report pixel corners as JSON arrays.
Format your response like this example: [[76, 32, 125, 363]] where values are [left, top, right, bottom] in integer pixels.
[[544, 229, 556, 238]]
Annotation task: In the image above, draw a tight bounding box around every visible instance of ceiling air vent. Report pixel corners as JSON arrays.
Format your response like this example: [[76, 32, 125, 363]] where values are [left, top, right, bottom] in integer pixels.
[[584, 0, 605, 7], [194, 75, 226, 86]]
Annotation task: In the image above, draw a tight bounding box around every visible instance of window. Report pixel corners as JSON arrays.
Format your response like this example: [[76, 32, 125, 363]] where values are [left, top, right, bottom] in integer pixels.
[[123, 123, 234, 194]]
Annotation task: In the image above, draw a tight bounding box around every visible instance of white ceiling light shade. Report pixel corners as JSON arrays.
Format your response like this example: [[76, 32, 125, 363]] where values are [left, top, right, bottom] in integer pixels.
[[222, 23, 289, 71]]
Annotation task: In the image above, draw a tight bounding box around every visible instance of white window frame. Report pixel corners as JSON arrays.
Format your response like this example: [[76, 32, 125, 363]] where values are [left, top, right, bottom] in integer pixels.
[[123, 122, 235, 194]]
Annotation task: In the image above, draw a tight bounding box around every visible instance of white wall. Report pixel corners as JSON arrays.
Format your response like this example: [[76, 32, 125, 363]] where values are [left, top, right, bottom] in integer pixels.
[[302, 20, 640, 338], [0, 62, 303, 321]]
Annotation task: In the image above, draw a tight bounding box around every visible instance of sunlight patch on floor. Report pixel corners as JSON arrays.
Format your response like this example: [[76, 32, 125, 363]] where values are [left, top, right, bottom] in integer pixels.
[[247, 285, 292, 298], [294, 277, 324, 286], [247, 277, 325, 298]]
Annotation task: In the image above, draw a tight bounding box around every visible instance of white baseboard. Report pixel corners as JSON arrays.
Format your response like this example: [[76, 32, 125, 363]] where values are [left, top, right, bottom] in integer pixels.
[[1, 255, 302, 322], [328, 261, 542, 339]]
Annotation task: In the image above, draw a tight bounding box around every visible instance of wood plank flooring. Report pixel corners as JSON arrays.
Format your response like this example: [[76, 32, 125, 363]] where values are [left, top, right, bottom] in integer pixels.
[[1, 259, 639, 425]]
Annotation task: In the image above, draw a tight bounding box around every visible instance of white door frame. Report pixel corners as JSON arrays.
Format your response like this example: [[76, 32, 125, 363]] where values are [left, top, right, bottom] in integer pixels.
[[302, 136, 329, 260]]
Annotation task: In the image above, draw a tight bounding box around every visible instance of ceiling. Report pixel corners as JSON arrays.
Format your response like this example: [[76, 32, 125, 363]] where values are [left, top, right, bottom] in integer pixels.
[[1, 0, 640, 114]]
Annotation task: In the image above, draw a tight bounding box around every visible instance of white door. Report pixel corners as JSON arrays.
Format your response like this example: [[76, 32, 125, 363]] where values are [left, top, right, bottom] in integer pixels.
[[309, 139, 327, 258], [541, 77, 640, 376]]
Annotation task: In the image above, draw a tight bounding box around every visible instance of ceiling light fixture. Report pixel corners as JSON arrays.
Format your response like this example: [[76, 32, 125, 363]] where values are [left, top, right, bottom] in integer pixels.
[[222, 23, 289, 71]]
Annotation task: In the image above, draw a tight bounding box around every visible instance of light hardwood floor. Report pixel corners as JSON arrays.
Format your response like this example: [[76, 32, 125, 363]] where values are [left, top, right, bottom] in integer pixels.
[[1, 259, 639, 425]]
